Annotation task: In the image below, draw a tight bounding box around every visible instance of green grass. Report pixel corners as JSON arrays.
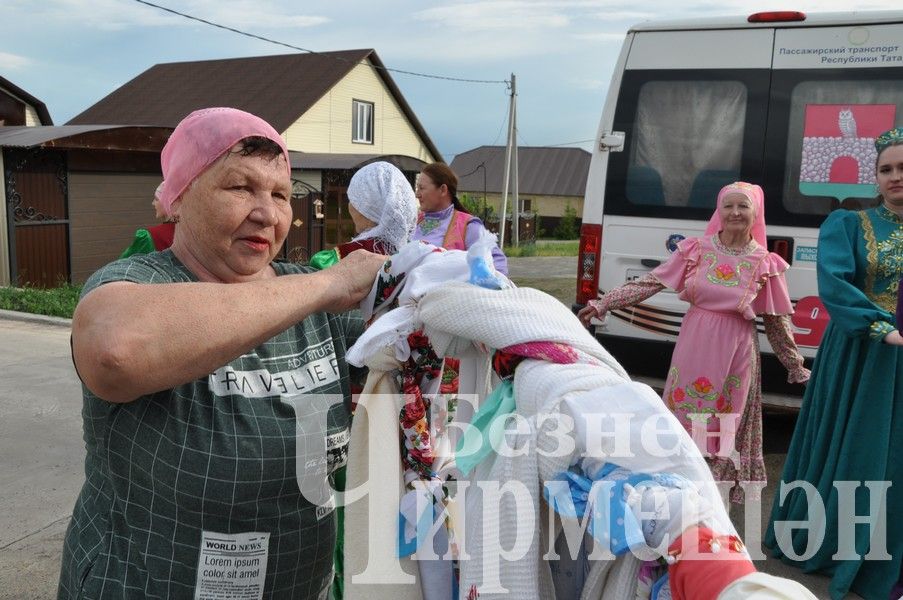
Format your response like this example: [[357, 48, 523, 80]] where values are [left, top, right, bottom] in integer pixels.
[[509, 277, 575, 306], [503, 240, 578, 257], [0, 284, 81, 319]]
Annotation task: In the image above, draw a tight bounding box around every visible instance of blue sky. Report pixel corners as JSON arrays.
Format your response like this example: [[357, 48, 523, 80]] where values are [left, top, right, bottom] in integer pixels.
[[1, 0, 898, 160]]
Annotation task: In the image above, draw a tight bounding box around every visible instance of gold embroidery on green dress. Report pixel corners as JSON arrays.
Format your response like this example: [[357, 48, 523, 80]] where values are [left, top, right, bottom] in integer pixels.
[[860, 208, 903, 313], [870, 320, 896, 340]]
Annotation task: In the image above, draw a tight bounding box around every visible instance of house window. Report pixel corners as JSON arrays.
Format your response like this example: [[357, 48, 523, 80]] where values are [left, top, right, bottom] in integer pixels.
[[352, 100, 374, 144], [520, 198, 533, 213]]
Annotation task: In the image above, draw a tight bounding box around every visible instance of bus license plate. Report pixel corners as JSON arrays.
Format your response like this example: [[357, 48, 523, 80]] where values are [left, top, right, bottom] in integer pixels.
[[625, 268, 649, 282]]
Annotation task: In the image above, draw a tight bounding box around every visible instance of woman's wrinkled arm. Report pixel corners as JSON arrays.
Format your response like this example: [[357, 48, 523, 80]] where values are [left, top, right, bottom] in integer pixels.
[[72, 252, 384, 403]]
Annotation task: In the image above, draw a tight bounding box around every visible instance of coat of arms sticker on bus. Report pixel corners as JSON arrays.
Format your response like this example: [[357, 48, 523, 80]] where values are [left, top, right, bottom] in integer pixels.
[[666, 234, 685, 253]]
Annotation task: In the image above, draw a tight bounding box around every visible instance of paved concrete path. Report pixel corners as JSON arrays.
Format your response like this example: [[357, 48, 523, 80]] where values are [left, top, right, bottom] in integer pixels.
[[0, 317, 83, 598]]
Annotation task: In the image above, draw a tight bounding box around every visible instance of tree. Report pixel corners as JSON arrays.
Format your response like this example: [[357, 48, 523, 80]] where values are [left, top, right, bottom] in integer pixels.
[[554, 202, 579, 239], [460, 193, 494, 220]]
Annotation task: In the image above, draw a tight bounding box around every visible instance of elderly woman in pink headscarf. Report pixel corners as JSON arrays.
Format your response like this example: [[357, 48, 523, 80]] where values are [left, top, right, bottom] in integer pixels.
[[579, 182, 809, 503], [59, 107, 386, 599]]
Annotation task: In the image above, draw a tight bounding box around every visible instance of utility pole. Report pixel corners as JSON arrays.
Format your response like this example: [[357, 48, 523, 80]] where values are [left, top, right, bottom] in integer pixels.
[[512, 98, 519, 247], [478, 162, 487, 220], [499, 73, 516, 248]]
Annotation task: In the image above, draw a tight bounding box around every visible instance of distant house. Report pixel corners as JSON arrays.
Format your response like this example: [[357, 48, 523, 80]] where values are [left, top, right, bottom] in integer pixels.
[[1, 73, 174, 287], [1, 50, 440, 287], [0, 75, 52, 127], [450, 146, 589, 236], [70, 50, 441, 262]]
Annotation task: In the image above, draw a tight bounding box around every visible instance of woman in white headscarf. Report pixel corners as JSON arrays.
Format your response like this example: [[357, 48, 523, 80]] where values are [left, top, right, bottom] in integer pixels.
[[309, 161, 418, 269]]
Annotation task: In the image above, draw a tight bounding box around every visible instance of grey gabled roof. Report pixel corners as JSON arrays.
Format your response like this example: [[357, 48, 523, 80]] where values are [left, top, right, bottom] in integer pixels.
[[450, 145, 591, 197], [66, 49, 441, 161], [0, 75, 53, 125]]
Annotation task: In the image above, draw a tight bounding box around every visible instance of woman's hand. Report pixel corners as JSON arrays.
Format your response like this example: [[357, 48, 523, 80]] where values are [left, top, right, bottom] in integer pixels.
[[884, 330, 903, 345], [578, 301, 605, 327], [789, 366, 811, 385], [320, 250, 388, 313]]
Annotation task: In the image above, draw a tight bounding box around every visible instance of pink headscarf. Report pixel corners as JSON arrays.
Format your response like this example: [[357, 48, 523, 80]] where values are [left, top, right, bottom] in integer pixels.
[[158, 107, 290, 215], [703, 181, 767, 247]]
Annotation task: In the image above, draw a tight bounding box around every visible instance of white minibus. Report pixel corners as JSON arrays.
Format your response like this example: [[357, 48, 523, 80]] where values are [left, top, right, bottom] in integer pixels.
[[576, 10, 903, 408]]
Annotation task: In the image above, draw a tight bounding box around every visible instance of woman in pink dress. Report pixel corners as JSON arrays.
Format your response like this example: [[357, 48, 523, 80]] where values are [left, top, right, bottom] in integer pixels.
[[578, 182, 810, 503]]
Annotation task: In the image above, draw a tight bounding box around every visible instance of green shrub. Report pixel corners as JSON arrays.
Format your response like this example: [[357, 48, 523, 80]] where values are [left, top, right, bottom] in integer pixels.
[[554, 203, 579, 240], [0, 284, 81, 318], [460, 193, 494, 220]]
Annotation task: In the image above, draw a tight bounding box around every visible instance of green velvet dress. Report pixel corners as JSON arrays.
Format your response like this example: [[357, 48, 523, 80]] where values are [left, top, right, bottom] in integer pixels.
[[765, 206, 903, 600]]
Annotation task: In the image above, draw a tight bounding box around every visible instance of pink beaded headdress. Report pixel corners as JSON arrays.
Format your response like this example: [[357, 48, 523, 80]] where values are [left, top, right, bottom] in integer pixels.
[[703, 181, 767, 247]]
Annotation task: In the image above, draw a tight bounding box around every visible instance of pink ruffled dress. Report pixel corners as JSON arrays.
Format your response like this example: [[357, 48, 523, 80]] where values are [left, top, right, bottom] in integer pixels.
[[591, 234, 808, 502]]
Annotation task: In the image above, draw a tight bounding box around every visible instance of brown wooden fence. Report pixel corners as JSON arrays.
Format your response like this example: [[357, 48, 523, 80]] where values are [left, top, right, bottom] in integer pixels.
[[4, 148, 69, 287]]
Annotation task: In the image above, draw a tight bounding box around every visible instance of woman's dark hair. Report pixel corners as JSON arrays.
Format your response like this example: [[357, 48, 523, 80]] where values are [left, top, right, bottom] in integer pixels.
[[234, 136, 285, 161], [421, 162, 467, 213]]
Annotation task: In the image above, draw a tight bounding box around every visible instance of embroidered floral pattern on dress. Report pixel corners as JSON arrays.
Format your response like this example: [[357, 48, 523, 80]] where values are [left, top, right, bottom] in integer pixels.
[[703, 252, 752, 287], [399, 330, 443, 480], [418, 217, 442, 235], [860, 207, 903, 313], [876, 227, 903, 281], [667, 371, 740, 416], [711, 234, 757, 257]]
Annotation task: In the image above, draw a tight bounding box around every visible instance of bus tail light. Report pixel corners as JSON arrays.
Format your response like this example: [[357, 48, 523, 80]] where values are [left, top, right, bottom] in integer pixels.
[[767, 236, 795, 265], [576, 223, 603, 305], [748, 11, 806, 23]]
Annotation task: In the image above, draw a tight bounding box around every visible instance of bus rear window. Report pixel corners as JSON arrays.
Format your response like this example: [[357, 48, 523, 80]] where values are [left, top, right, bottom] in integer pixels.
[[628, 80, 746, 210], [606, 69, 769, 220]]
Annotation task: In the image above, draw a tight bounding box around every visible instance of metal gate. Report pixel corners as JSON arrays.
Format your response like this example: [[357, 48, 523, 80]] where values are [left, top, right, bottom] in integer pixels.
[[282, 179, 325, 263], [4, 148, 69, 287]]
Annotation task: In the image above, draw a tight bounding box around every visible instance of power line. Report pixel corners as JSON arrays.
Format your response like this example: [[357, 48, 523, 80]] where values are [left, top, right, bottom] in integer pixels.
[[131, 0, 509, 85], [490, 94, 511, 146], [544, 138, 595, 147]]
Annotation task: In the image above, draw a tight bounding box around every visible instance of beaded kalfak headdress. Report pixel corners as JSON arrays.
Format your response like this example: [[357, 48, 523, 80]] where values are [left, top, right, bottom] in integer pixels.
[[875, 127, 903, 153]]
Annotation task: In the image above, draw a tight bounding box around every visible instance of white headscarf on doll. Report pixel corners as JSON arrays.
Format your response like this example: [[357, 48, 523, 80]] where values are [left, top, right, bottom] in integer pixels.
[[703, 181, 767, 247], [347, 161, 418, 254]]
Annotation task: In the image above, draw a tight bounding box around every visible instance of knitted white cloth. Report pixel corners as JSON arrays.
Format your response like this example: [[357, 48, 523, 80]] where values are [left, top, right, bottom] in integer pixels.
[[347, 161, 418, 253], [346, 259, 770, 599], [415, 283, 737, 600]]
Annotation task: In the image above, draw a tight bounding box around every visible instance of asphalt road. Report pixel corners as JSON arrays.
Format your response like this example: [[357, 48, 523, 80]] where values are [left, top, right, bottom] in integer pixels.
[[0, 315, 84, 600], [0, 304, 863, 599], [507, 255, 577, 279]]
